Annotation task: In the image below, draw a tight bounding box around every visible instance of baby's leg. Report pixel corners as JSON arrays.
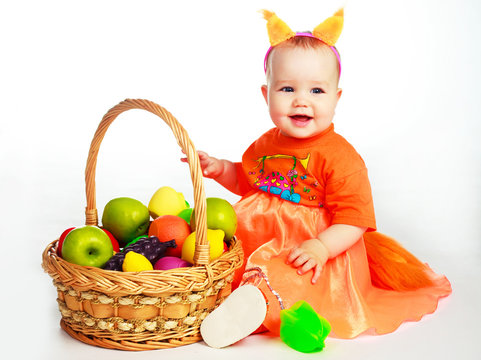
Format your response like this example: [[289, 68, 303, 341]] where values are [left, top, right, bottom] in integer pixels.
[[200, 284, 267, 348]]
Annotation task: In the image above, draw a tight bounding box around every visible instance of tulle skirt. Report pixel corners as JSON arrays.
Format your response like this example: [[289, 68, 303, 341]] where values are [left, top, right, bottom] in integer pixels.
[[232, 191, 452, 338]]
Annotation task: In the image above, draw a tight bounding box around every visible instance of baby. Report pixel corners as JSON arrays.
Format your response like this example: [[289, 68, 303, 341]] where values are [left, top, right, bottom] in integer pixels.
[[185, 10, 451, 349]]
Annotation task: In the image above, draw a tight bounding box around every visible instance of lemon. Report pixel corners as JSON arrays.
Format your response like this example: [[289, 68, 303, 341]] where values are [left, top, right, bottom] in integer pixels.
[[148, 186, 188, 219], [122, 251, 153, 272], [181, 229, 225, 264]]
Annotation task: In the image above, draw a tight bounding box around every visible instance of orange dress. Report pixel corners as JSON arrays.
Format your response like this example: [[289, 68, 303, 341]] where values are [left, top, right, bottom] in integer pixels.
[[232, 124, 451, 338]]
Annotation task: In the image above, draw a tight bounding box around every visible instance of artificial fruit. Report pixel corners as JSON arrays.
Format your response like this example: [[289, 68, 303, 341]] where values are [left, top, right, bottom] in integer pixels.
[[181, 229, 225, 264], [191, 197, 237, 240], [148, 186, 187, 218], [101, 197, 150, 247], [61, 226, 113, 268]]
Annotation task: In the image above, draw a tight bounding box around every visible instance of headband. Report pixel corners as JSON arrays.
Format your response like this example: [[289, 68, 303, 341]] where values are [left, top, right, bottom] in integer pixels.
[[261, 9, 344, 77]]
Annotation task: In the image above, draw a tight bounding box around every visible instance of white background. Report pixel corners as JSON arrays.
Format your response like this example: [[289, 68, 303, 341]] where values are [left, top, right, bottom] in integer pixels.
[[1, 0, 480, 359]]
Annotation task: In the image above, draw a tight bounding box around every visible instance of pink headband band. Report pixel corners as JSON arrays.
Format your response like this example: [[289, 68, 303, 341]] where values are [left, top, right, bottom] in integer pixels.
[[263, 32, 342, 77]]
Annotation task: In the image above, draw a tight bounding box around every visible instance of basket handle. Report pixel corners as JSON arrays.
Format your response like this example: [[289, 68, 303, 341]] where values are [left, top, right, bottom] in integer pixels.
[[84, 99, 209, 266]]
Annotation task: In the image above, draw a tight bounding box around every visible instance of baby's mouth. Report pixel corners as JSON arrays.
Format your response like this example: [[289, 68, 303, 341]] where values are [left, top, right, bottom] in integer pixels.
[[289, 115, 313, 127]]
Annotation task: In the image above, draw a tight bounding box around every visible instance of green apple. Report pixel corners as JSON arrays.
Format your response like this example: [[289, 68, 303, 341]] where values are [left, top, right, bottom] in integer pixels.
[[61, 226, 113, 267], [177, 207, 193, 224], [57, 227, 120, 256], [191, 197, 237, 241], [101, 197, 150, 247]]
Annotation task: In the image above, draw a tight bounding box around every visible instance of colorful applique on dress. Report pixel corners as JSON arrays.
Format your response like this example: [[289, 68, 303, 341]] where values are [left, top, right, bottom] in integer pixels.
[[238, 124, 377, 229], [250, 153, 320, 205]]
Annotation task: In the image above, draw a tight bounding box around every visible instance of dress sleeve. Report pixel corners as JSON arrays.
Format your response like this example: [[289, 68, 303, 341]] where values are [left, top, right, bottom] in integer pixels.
[[235, 162, 252, 196], [324, 168, 377, 231]]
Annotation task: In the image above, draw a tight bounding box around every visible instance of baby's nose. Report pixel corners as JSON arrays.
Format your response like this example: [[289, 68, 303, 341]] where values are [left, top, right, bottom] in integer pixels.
[[293, 96, 308, 107]]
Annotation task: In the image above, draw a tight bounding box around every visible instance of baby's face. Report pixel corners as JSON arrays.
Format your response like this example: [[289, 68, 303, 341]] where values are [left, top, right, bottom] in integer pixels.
[[262, 45, 341, 139]]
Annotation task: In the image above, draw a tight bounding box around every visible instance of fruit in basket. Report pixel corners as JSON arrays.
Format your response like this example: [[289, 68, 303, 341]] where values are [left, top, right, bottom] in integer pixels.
[[101, 197, 150, 247], [122, 251, 154, 272], [191, 197, 237, 241], [102, 252, 125, 271], [154, 256, 192, 270], [101, 228, 120, 252], [103, 236, 175, 271], [61, 226, 114, 268], [181, 229, 225, 264], [56, 227, 76, 256], [148, 186, 188, 219], [123, 234, 148, 249], [57, 227, 120, 256], [148, 215, 191, 257], [177, 207, 193, 224]]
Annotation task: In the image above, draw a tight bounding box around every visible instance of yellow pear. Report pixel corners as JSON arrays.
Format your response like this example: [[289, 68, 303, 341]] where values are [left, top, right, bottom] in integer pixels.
[[148, 186, 188, 219], [181, 229, 225, 264]]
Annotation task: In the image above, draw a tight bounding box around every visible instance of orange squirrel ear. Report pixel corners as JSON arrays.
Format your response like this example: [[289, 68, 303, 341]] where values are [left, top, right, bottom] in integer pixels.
[[312, 8, 344, 46], [260, 10, 296, 47]]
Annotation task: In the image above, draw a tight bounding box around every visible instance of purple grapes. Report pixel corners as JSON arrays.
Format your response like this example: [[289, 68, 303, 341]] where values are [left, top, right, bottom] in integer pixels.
[[102, 236, 176, 271]]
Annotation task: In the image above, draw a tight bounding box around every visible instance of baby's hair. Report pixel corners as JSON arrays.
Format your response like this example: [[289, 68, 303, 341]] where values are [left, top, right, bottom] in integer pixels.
[[265, 34, 341, 81], [282, 33, 325, 48]]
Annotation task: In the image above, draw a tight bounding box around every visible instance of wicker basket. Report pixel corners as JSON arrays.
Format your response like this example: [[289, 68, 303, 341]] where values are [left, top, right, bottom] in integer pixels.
[[42, 99, 244, 351]]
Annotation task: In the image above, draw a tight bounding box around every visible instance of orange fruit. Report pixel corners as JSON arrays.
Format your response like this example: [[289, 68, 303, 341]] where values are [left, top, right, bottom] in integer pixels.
[[148, 215, 191, 257]]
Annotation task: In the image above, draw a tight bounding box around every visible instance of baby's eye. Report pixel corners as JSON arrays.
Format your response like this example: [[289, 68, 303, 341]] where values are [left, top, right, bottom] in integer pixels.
[[311, 88, 325, 94], [280, 87, 294, 92]]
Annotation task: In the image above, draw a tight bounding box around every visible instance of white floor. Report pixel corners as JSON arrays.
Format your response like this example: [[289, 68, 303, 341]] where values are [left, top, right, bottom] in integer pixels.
[[7, 259, 479, 360], [1, 230, 477, 360]]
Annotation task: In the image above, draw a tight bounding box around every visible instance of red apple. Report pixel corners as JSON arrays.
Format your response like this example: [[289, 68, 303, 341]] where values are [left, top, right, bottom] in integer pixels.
[[101, 228, 120, 252], [57, 227, 76, 256]]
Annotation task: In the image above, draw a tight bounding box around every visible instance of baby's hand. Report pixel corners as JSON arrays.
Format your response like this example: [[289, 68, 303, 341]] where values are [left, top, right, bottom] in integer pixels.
[[286, 239, 330, 284], [181, 150, 224, 179]]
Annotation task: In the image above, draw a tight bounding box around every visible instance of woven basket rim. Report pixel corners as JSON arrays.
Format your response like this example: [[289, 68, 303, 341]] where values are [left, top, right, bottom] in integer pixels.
[[42, 237, 243, 297]]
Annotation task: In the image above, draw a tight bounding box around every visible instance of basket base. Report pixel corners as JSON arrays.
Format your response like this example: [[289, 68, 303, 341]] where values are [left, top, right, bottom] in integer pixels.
[[60, 320, 203, 351]]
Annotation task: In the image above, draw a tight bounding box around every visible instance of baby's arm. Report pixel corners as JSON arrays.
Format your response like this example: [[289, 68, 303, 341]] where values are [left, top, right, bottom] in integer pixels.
[[286, 224, 367, 284], [182, 151, 242, 195]]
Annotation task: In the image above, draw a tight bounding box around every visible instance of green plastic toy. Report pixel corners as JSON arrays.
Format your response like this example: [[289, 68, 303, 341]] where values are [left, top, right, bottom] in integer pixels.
[[280, 300, 331, 353]]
